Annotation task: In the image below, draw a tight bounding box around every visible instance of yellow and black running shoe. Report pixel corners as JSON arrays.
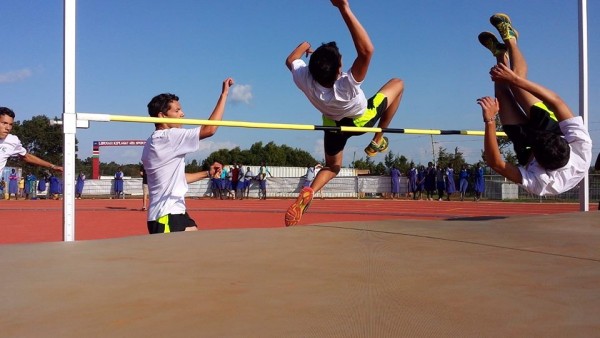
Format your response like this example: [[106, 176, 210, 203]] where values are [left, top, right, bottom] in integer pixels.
[[490, 13, 519, 41], [478, 32, 507, 56]]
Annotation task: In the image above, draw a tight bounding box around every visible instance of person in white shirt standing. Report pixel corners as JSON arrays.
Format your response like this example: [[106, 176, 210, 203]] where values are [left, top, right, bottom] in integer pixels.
[[477, 13, 592, 196], [141, 78, 234, 234]]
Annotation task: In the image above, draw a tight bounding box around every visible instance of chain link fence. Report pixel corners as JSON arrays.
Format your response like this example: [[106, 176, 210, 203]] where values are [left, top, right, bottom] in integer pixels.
[[19, 174, 599, 204]]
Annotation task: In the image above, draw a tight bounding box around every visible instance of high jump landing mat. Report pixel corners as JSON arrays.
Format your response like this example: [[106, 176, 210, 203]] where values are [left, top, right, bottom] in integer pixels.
[[1, 211, 599, 337]]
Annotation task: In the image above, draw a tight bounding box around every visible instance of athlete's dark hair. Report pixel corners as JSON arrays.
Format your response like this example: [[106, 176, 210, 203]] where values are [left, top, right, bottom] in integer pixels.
[[531, 131, 570, 170], [308, 42, 342, 87], [147, 93, 179, 117], [0, 107, 16, 118]]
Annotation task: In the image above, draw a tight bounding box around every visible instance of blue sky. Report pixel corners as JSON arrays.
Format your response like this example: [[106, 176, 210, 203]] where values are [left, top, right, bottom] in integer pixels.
[[1, 1, 599, 169]]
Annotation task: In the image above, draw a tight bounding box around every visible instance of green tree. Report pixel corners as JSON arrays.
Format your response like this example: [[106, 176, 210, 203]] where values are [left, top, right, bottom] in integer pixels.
[[352, 156, 376, 173], [201, 141, 318, 168], [436, 146, 467, 171], [185, 159, 202, 173], [384, 151, 410, 173]]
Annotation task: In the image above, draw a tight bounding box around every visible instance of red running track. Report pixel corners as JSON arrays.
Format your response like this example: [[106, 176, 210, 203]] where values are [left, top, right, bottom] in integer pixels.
[[0, 197, 591, 244]]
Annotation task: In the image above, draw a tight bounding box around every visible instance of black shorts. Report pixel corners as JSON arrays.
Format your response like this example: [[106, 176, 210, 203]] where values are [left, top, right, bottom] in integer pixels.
[[323, 93, 388, 156], [502, 102, 562, 166], [147, 212, 198, 234]]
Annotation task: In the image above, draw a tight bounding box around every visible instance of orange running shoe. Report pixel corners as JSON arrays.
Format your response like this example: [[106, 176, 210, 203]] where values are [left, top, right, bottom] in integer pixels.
[[285, 187, 314, 226]]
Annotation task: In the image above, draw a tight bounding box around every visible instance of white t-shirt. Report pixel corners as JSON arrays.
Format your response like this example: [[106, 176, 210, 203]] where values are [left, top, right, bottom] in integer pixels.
[[141, 128, 201, 221], [291, 59, 367, 121], [519, 116, 592, 196], [0, 134, 27, 172]]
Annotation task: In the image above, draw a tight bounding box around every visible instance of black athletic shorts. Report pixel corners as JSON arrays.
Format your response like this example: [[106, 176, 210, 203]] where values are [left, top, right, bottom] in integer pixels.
[[322, 93, 388, 156], [147, 212, 198, 234], [502, 102, 562, 166]]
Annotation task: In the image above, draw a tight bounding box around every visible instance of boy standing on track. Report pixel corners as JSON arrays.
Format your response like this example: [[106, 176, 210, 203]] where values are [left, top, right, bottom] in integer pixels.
[[477, 13, 592, 196], [0, 107, 63, 174], [141, 78, 234, 234], [284, 0, 404, 226]]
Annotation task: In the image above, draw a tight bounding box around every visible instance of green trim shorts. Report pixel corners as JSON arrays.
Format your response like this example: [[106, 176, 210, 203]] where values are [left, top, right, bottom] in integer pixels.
[[322, 93, 388, 156], [147, 212, 198, 234], [502, 102, 562, 166]]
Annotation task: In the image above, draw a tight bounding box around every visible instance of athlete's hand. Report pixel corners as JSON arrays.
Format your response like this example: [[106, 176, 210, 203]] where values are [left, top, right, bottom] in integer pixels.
[[222, 77, 234, 94], [330, 0, 349, 9], [490, 63, 518, 83], [476, 96, 499, 122]]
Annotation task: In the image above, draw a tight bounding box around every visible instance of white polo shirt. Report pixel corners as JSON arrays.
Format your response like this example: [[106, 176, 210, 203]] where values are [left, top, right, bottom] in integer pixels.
[[291, 59, 367, 121], [0, 134, 27, 172], [141, 127, 200, 221], [519, 117, 592, 196]]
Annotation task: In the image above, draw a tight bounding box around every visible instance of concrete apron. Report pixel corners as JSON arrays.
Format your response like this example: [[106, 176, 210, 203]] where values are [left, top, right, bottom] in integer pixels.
[[1, 212, 599, 337]]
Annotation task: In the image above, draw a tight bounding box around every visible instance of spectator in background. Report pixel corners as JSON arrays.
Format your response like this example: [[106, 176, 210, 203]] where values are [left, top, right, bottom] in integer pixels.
[[258, 161, 272, 200], [18, 176, 25, 198], [424, 162, 436, 201], [114, 167, 124, 199], [415, 165, 426, 200], [75, 171, 85, 199], [37, 173, 48, 199], [25, 172, 37, 199], [236, 164, 245, 199], [8, 169, 18, 200], [303, 164, 316, 188], [435, 164, 446, 201], [220, 166, 229, 199], [390, 166, 400, 199], [0, 177, 5, 199], [458, 164, 470, 201], [473, 163, 485, 201], [407, 163, 418, 199], [49, 173, 61, 200], [231, 163, 240, 199], [211, 162, 223, 199], [445, 164, 456, 201], [243, 166, 254, 199]]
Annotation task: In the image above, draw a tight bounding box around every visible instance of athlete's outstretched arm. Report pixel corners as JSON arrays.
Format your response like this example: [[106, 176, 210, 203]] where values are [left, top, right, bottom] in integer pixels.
[[477, 96, 523, 184], [22, 153, 63, 172], [331, 0, 373, 82], [491, 64, 573, 122], [200, 78, 234, 140]]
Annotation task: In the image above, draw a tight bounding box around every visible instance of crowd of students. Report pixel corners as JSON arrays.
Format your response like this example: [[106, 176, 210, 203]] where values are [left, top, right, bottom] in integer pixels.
[[208, 162, 272, 200], [401, 163, 486, 202]]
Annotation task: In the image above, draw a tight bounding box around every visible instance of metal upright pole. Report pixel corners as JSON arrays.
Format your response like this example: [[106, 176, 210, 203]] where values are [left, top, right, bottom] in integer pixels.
[[63, 0, 77, 240], [578, 0, 589, 211]]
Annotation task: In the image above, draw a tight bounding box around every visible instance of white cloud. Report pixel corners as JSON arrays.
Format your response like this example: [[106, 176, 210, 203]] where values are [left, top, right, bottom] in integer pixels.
[[313, 139, 324, 162], [229, 84, 253, 104], [0, 68, 33, 83]]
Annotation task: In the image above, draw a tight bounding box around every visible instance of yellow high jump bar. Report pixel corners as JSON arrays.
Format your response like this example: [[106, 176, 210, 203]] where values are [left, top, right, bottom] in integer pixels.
[[76, 113, 507, 137]]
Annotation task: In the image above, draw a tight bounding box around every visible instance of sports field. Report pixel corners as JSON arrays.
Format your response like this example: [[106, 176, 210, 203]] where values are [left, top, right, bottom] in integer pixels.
[[2, 198, 599, 337], [0, 197, 591, 244]]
